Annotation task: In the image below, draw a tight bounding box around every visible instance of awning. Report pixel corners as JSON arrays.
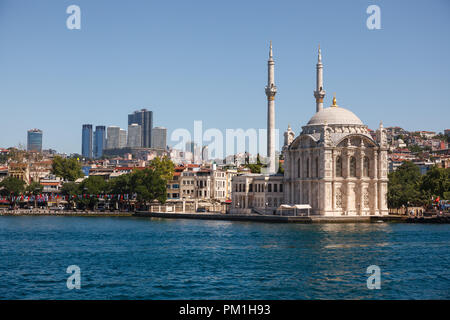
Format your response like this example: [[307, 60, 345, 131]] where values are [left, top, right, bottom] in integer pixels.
[[278, 204, 312, 210]]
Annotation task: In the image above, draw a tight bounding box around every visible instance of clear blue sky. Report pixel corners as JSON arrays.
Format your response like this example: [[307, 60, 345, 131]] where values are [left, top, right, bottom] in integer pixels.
[[0, 0, 449, 154]]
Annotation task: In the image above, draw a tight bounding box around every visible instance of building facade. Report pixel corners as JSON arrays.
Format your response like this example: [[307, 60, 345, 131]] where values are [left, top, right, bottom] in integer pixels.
[[94, 125, 106, 158], [106, 126, 120, 149], [128, 109, 153, 148], [81, 124, 93, 158], [127, 124, 142, 148], [151, 127, 167, 150], [27, 129, 43, 153]]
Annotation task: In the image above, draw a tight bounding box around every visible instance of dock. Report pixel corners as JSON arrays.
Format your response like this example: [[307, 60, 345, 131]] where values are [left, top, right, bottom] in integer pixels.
[[133, 211, 409, 224]]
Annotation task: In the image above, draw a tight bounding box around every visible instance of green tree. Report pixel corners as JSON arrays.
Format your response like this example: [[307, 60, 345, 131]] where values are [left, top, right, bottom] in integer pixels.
[[26, 181, 43, 207], [277, 160, 284, 174], [130, 168, 167, 204], [420, 166, 450, 200], [51, 156, 84, 181], [77, 176, 107, 210], [149, 156, 175, 181], [0, 176, 25, 196], [61, 182, 80, 208], [387, 161, 426, 208]]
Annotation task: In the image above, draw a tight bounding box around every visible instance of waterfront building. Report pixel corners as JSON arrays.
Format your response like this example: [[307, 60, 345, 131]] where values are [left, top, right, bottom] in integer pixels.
[[8, 163, 29, 185], [128, 109, 153, 148], [127, 124, 142, 148], [231, 45, 389, 216], [106, 126, 120, 149], [81, 124, 93, 158], [94, 126, 106, 159], [27, 129, 43, 153], [151, 127, 167, 150]]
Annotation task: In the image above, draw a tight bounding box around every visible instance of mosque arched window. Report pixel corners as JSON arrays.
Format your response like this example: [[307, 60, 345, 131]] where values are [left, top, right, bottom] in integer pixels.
[[336, 156, 342, 177], [315, 157, 319, 177], [297, 158, 301, 178], [363, 157, 370, 177], [306, 158, 310, 178], [350, 157, 357, 177]]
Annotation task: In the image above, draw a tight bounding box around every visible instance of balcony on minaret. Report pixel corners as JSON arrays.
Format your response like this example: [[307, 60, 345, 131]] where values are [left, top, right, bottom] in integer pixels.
[[265, 83, 277, 100], [314, 88, 325, 103]]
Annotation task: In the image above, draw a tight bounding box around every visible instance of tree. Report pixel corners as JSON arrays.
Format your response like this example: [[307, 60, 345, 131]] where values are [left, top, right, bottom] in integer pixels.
[[0, 176, 25, 196], [77, 176, 108, 210], [61, 182, 80, 208], [387, 161, 426, 208], [130, 168, 167, 204], [277, 160, 284, 174], [149, 156, 175, 181], [420, 166, 450, 200], [51, 156, 84, 181], [25, 181, 43, 207]]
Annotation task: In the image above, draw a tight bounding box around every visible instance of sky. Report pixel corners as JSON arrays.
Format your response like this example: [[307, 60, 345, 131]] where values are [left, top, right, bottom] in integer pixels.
[[0, 0, 449, 154]]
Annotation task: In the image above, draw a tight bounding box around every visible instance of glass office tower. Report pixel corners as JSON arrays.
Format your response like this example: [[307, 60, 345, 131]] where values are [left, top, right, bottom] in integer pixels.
[[81, 124, 93, 158], [27, 129, 43, 152], [128, 109, 153, 148], [94, 125, 106, 158]]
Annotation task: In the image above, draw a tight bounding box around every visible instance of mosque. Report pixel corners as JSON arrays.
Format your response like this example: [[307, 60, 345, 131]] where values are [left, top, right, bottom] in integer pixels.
[[231, 43, 389, 216]]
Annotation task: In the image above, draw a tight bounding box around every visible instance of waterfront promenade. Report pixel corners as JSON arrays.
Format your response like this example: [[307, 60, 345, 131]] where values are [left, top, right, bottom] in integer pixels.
[[1, 209, 448, 223]]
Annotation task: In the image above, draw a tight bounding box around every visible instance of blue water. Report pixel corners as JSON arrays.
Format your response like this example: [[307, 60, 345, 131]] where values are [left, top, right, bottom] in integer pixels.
[[0, 216, 449, 299]]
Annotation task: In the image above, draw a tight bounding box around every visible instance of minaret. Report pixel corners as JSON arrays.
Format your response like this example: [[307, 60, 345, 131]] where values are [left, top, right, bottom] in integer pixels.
[[313, 45, 326, 112], [265, 41, 277, 174]]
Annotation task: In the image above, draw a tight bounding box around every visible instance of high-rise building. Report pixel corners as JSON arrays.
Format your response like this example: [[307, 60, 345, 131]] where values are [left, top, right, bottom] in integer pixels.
[[81, 124, 93, 158], [151, 127, 167, 150], [27, 129, 43, 152], [106, 126, 120, 149], [94, 126, 106, 158], [128, 109, 153, 148], [127, 124, 142, 148], [119, 129, 127, 148]]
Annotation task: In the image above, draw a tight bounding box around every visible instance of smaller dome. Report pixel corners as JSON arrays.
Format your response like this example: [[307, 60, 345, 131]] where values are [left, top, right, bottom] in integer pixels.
[[306, 106, 363, 126]]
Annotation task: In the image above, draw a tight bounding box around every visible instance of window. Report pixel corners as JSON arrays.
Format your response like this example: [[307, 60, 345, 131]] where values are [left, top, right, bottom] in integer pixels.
[[306, 158, 310, 178], [279, 184, 283, 193], [315, 157, 319, 177], [297, 158, 301, 178], [350, 157, 356, 177], [268, 184, 272, 192], [336, 156, 342, 177], [363, 156, 370, 177], [249, 184, 253, 192], [274, 184, 278, 192]]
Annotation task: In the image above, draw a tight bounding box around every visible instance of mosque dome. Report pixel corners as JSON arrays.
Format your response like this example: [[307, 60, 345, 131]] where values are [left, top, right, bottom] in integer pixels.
[[306, 106, 364, 126]]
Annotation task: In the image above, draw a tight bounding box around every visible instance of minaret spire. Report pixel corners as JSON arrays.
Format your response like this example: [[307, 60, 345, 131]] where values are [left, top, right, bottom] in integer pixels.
[[265, 41, 277, 174], [269, 40, 273, 59], [314, 45, 326, 112]]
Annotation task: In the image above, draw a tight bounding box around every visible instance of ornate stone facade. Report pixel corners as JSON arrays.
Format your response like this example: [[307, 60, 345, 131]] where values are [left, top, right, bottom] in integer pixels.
[[231, 45, 389, 216], [283, 115, 389, 216]]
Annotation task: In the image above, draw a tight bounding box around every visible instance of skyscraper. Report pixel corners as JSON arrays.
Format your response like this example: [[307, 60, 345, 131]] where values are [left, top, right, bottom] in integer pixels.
[[106, 126, 120, 149], [27, 129, 43, 152], [151, 127, 167, 150], [94, 126, 106, 158], [119, 129, 127, 148], [81, 124, 93, 158], [127, 123, 142, 148], [128, 109, 153, 148]]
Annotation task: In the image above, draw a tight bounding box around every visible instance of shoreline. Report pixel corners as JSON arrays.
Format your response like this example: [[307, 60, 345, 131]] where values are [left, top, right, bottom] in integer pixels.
[[1, 210, 448, 223]]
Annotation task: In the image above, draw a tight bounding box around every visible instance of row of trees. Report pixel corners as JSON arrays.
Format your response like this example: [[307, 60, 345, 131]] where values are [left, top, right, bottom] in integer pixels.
[[388, 161, 450, 208], [0, 156, 175, 210]]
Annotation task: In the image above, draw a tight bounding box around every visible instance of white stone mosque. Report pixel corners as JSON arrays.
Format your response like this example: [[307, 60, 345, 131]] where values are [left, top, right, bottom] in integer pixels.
[[231, 43, 389, 216]]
